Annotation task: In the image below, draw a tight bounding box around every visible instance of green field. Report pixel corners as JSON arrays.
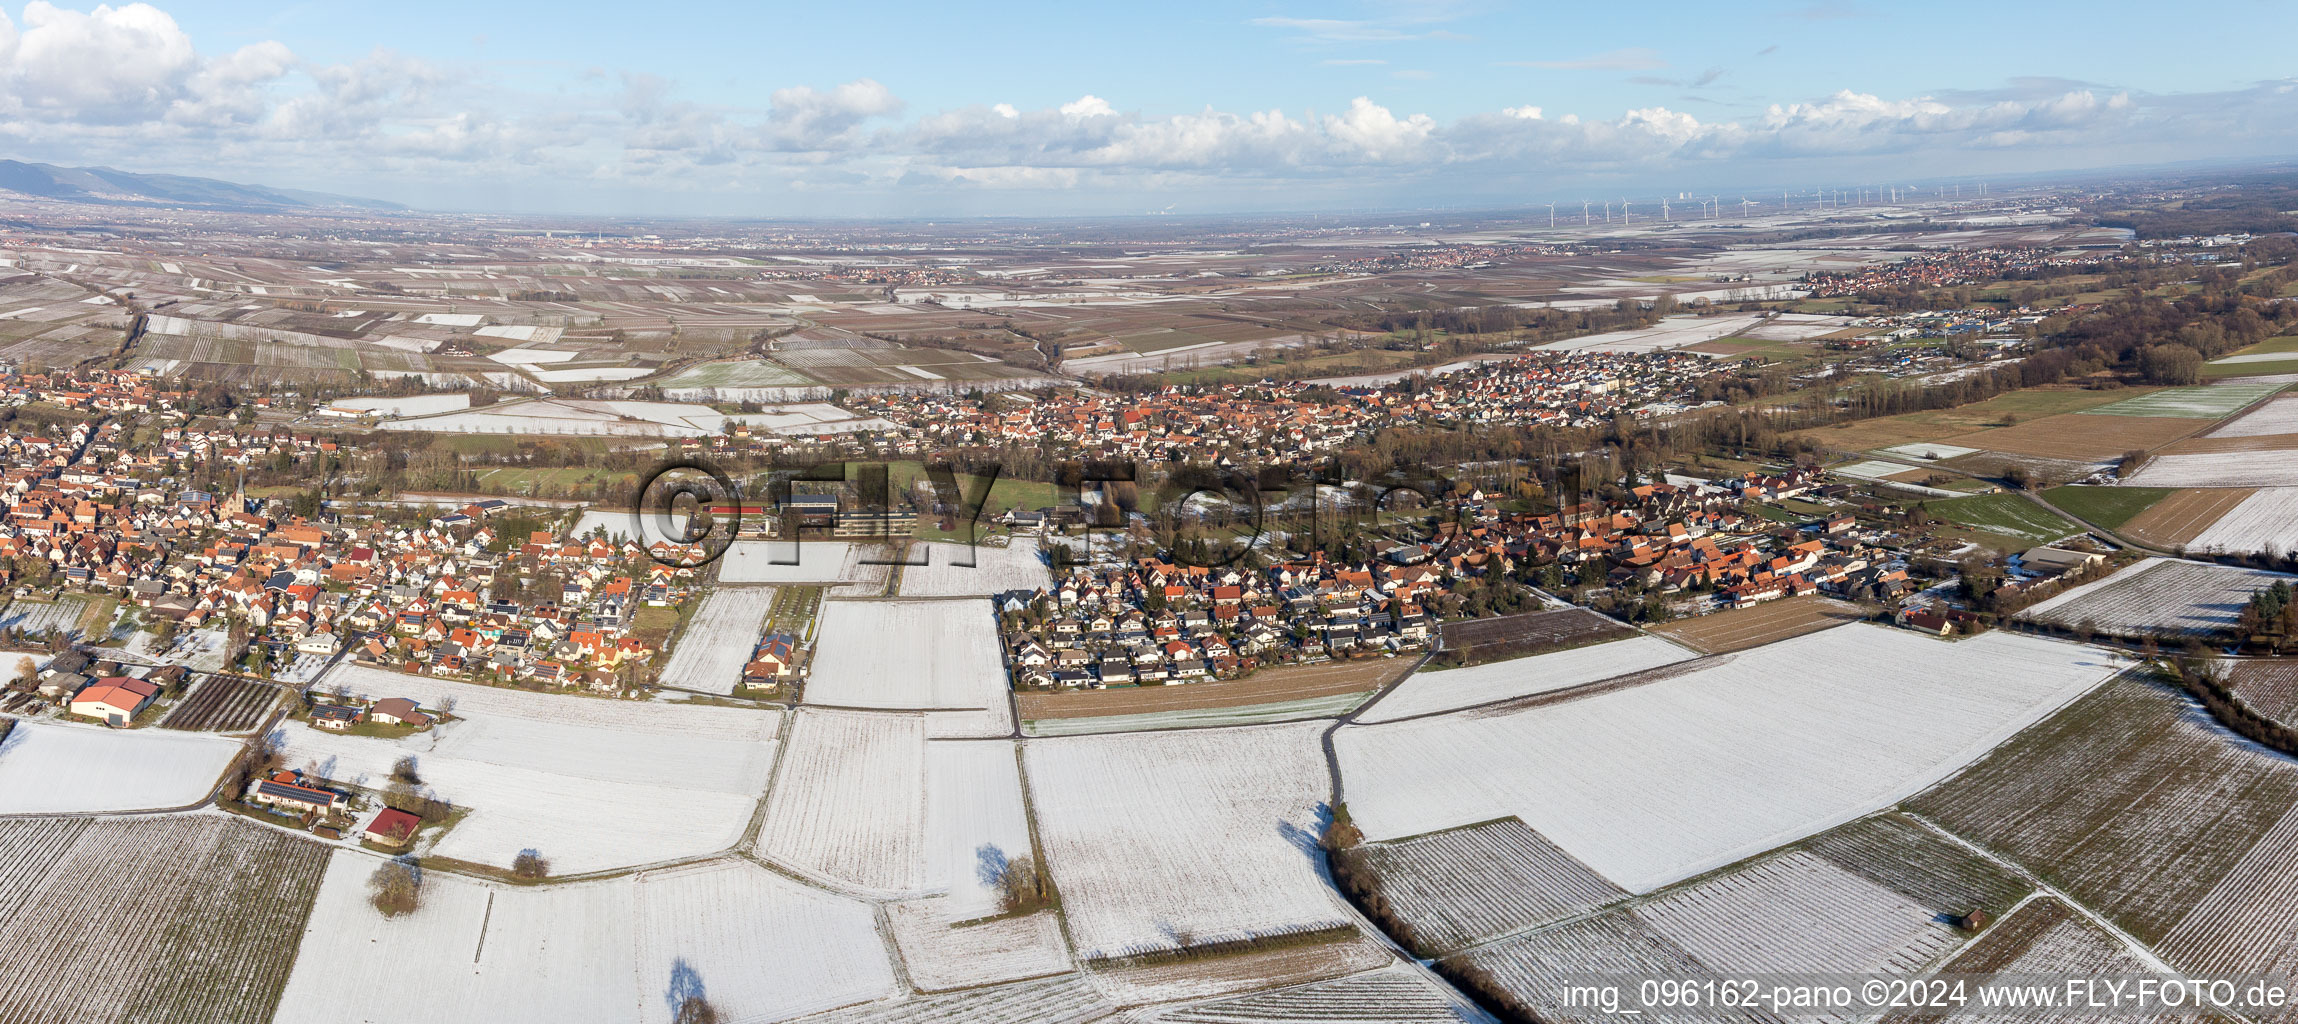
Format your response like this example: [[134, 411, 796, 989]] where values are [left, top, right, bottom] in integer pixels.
[[2040, 485, 2175, 529], [2077, 380, 2286, 419], [1924, 492, 2085, 544]]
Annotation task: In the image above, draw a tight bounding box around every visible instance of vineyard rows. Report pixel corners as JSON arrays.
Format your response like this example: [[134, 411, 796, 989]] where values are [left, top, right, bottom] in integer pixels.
[[1151, 966, 1483, 1023], [886, 898, 1073, 992], [2158, 799, 2298, 978], [1909, 676, 2298, 944], [2018, 557, 2295, 639], [1632, 851, 1963, 977], [1800, 813, 2032, 922], [160, 675, 278, 732], [0, 815, 327, 1024], [794, 974, 1110, 1024], [1347, 817, 1626, 951]]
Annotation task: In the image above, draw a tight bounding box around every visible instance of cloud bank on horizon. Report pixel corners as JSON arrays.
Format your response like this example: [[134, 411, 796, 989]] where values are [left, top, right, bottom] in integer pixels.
[[0, 1, 2293, 215]]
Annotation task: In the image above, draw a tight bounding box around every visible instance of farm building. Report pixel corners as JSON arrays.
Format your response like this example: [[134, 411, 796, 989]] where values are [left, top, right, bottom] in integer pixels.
[[248, 770, 349, 815], [364, 807, 422, 848], [69, 676, 158, 726]]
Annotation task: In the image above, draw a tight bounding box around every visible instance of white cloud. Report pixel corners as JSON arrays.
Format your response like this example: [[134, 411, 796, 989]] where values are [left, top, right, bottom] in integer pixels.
[[763, 77, 901, 150], [1322, 96, 1434, 161], [3, 1, 199, 121], [1058, 94, 1114, 119]]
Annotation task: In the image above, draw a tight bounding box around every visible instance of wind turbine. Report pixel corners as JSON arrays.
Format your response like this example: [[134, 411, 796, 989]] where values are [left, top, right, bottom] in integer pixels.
[[1740, 196, 1753, 216], [1622, 198, 1632, 224], [1661, 197, 1670, 222], [1710, 194, 1721, 219], [1603, 201, 1611, 224], [1582, 200, 1591, 226], [1546, 202, 1555, 228]]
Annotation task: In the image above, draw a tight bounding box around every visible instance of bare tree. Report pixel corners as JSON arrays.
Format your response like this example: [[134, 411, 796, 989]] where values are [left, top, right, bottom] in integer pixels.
[[368, 859, 423, 918], [512, 849, 550, 880], [997, 855, 1052, 915], [674, 998, 719, 1024], [391, 755, 422, 786]]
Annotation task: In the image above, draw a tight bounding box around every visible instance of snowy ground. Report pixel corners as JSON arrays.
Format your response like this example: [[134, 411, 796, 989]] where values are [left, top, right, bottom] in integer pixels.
[[717, 540, 895, 588], [897, 541, 1053, 598], [2018, 557, 2293, 639], [275, 851, 896, 1024], [1333, 625, 2125, 893], [1532, 313, 1771, 354], [1358, 635, 1697, 723], [1023, 721, 1356, 959], [0, 720, 241, 813], [805, 601, 1012, 734], [2127, 450, 2298, 487], [654, 590, 772, 694], [2205, 395, 2298, 438], [2188, 488, 2298, 557], [286, 665, 780, 873]]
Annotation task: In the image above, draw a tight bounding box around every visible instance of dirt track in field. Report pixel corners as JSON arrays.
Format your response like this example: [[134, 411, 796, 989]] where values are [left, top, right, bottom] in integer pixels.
[[2122, 487, 2253, 547], [1015, 657, 1414, 719], [1943, 414, 2208, 461], [1650, 594, 1865, 654]]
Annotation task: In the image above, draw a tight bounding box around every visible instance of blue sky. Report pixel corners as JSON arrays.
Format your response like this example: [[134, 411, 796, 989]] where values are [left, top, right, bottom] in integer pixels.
[[4, 0, 2296, 216]]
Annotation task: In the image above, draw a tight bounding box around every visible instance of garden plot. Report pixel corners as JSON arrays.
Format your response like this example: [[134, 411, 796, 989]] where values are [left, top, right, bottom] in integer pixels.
[[655, 590, 772, 694], [1361, 634, 1694, 723], [1344, 818, 1627, 953], [806, 600, 1011, 732], [2187, 488, 2298, 556], [277, 851, 897, 1024], [718, 540, 894, 588], [1909, 676, 2298, 944], [2127, 450, 2298, 487], [2205, 395, 2298, 437], [1334, 626, 2123, 893], [0, 720, 239, 813], [898, 541, 1053, 598], [283, 665, 779, 873], [2017, 557, 2291, 639], [2078, 380, 2286, 419], [757, 710, 927, 893], [0, 815, 328, 1024], [1023, 721, 1356, 960]]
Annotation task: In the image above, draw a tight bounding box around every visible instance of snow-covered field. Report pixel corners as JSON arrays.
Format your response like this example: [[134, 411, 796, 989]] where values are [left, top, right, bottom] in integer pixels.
[[758, 711, 1030, 911], [1023, 721, 1355, 959], [284, 665, 779, 873], [0, 721, 240, 813], [275, 851, 896, 1024], [1533, 313, 1769, 354], [1876, 442, 1982, 461], [2188, 488, 2298, 557], [2205, 395, 2298, 438], [1358, 634, 1696, 723], [886, 898, 1072, 991], [717, 540, 894, 588], [757, 709, 927, 894], [2127, 450, 2298, 487], [569, 507, 687, 546], [2018, 557, 2293, 639], [655, 590, 771, 694], [898, 541, 1053, 598], [1333, 625, 2124, 893], [806, 601, 1012, 733], [322, 393, 471, 417], [379, 398, 754, 437]]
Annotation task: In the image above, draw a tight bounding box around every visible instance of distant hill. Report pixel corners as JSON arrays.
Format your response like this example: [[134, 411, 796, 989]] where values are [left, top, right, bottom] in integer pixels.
[[0, 160, 404, 213]]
